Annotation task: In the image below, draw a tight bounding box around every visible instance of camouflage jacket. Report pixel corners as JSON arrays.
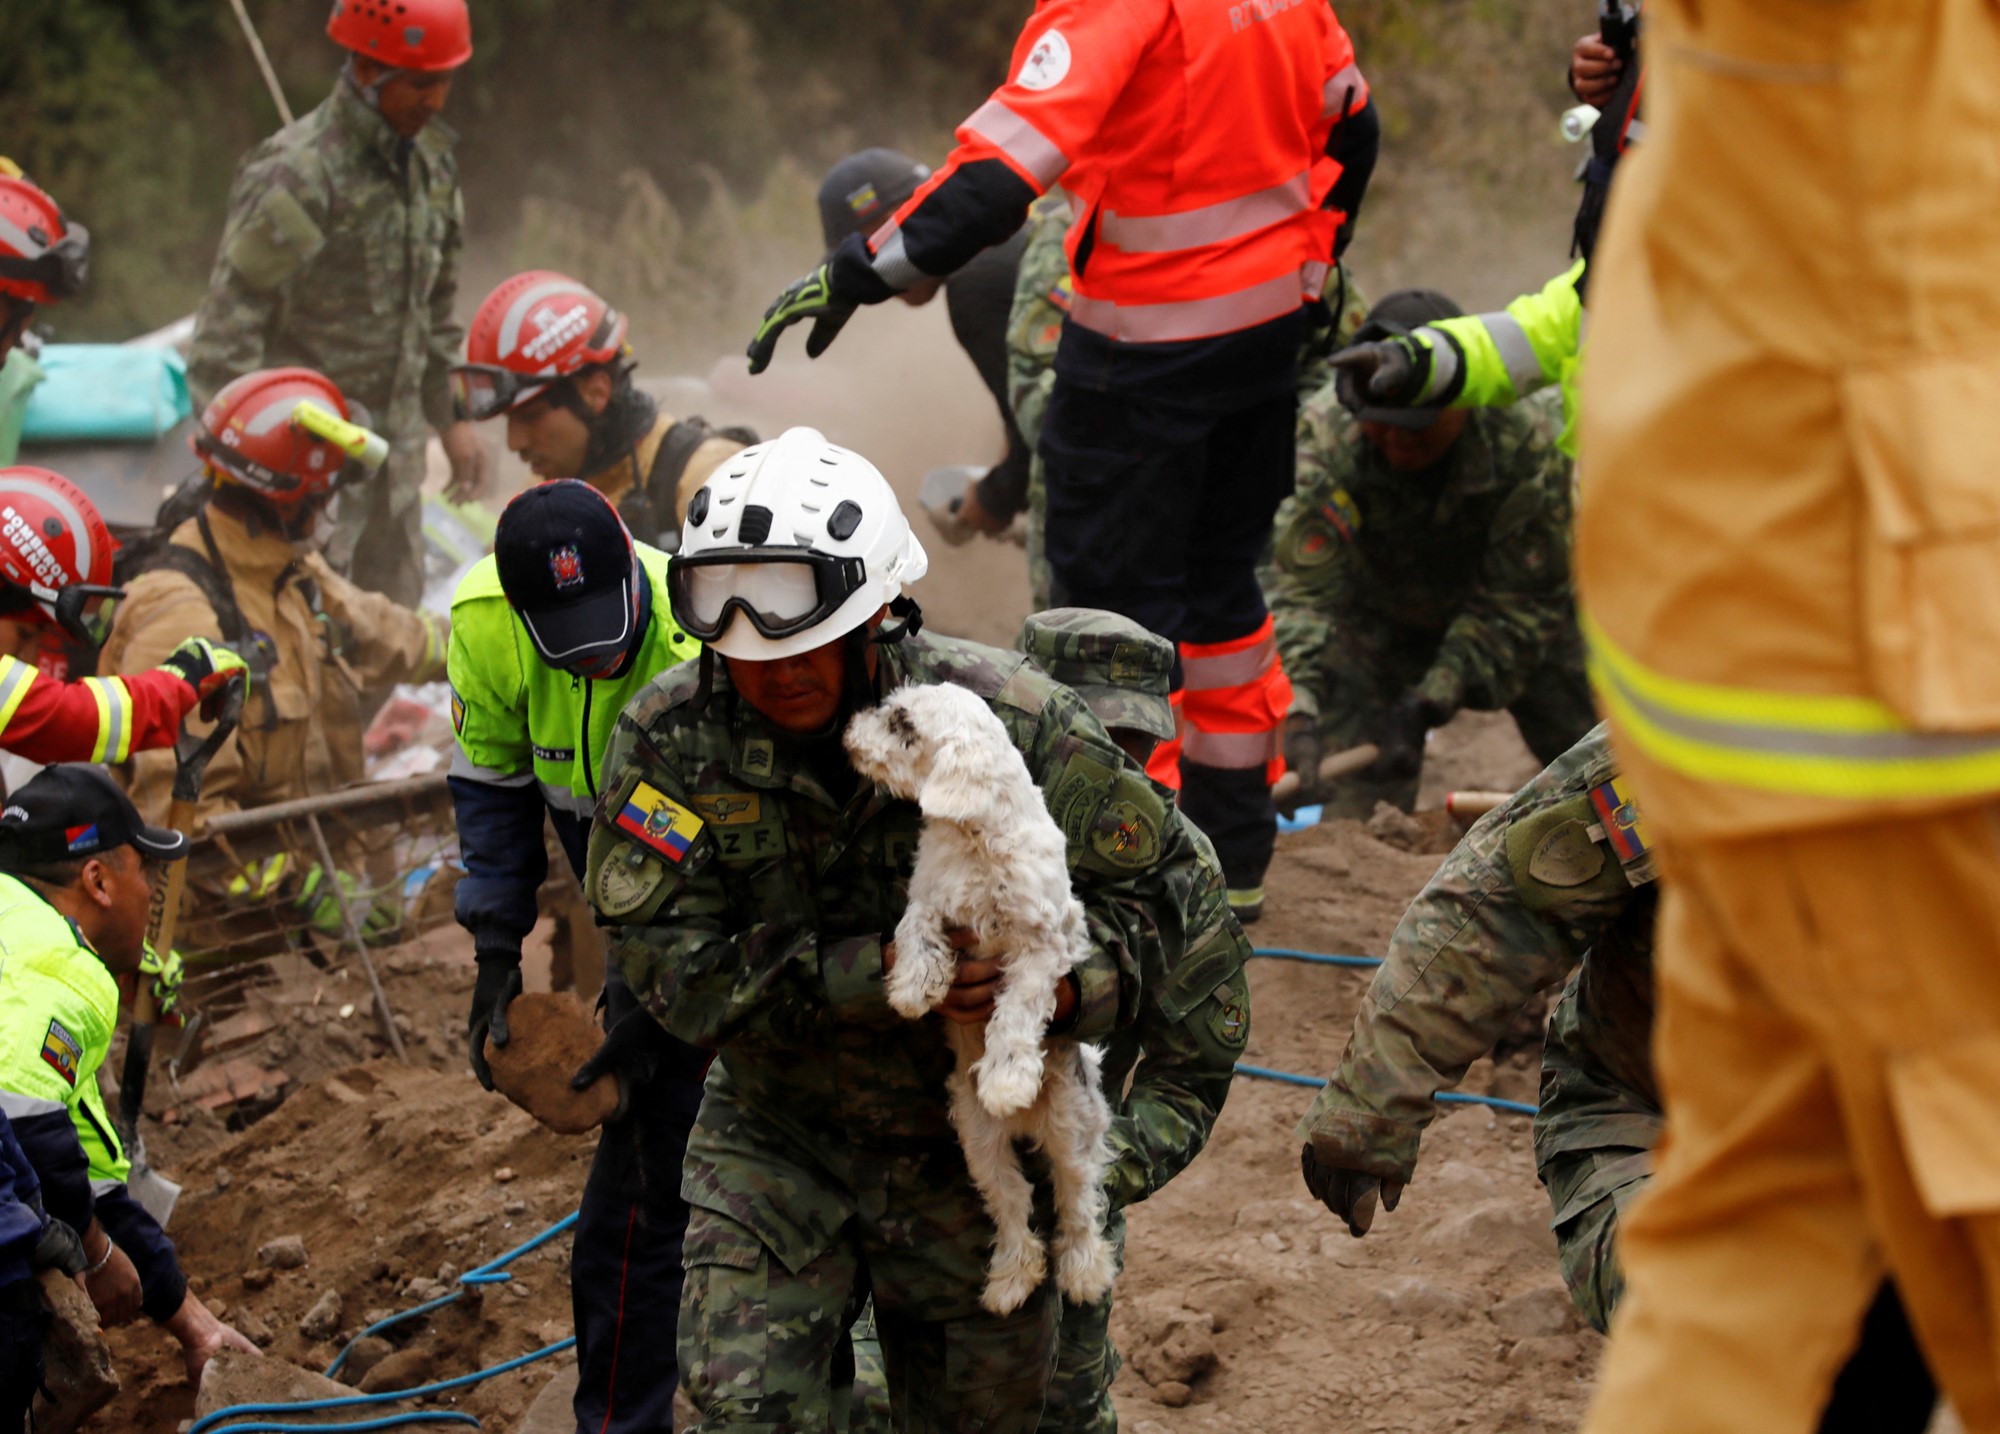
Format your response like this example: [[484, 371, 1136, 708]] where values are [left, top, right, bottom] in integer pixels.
[[1004, 195, 1071, 453], [188, 78, 465, 438], [587, 631, 1219, 1245], [1097, 814, 1249, 1211], [1266, 388, 1575, 719], [1295, 724, 1659, 1182]]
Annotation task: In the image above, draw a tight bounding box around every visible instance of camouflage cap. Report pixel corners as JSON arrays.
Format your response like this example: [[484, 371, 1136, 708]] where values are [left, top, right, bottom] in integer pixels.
[[1018, 607, 1177, 743]]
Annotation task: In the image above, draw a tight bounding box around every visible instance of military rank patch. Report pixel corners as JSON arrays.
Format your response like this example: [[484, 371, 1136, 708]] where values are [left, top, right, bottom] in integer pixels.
[[616, 782, 705, 863], [40, 1018, 80, 1087], [691, 792, 762, 826]]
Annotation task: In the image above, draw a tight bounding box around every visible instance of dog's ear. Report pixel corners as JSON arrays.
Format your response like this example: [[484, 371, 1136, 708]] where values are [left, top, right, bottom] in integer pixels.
[[916, 737, 991, 824]]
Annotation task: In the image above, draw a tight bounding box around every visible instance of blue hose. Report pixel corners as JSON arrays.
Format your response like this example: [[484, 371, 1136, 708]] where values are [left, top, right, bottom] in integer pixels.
[[193, 1415, 479, 1434], [1234, 1062, 1539, 1116], [193, 1338, 578, 1434], [1251, 946, 1383, 969], [325, 1213, 580, 1377]]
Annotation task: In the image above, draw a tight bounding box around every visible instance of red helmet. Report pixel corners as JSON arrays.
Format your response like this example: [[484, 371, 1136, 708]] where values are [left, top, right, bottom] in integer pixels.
[[193, 368, 369, 506], [0, 175, 89, 307], [326, 0, 472, 71], [0, 467, 121, 644], [452, 271, 630, 421]]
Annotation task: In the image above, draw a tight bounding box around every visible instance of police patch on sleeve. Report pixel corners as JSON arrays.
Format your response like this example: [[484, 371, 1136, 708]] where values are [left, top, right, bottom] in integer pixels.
[[40, 1018, 80, 1087], [615, 782, 706, 863]]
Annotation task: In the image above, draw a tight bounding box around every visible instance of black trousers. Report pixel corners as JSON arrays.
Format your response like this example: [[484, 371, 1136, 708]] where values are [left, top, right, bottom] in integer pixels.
[[0, 1279, 45, 1434], [1818, 1281, 1936, 1434], [571, 988, 708, 1434], [1041, 371, 1298, 888]]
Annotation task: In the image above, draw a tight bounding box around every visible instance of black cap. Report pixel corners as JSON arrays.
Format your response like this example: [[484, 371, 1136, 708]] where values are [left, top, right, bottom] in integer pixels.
[[818, 149, 930, 253], [0, 765, 189, 869], [494, 480, 638, 668], [1343, 288, 1467, 429]]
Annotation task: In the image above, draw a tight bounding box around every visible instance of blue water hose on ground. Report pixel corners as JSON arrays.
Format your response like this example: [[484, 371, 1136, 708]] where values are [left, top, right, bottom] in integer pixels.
[[192, 1414, 480, 1434], [1239, 947, 1540, 1117], [192, 1337, 579, 1434], [324, 1212, 579, 1378]]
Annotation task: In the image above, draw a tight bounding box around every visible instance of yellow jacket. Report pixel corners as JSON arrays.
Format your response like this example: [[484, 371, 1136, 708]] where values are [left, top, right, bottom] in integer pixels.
[[100, 500, 446, 824]]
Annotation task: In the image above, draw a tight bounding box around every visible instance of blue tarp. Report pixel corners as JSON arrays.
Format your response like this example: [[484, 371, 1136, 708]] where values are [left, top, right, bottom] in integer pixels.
[[21, 344, 191, 444]]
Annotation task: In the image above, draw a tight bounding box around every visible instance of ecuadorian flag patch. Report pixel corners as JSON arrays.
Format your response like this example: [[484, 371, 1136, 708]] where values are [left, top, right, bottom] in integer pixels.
[[40, 1018, 80, 1087], [1587, 777, 1651, 865], [616, 782, 705, 863]]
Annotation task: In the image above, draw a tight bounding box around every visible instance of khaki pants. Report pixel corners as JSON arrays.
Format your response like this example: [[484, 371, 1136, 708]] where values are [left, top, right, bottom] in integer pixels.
[[1584, 807, 2000, 1433]]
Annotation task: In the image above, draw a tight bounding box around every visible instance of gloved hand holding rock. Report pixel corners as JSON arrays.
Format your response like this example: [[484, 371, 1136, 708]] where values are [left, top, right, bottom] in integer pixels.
[[466, 940, 523, 1092]]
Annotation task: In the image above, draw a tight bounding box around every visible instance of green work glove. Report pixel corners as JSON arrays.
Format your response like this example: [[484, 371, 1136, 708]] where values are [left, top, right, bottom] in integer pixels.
[[295, 864, 401, 944], [156, 637, 250, 719], [746, 264, 856, 375], [138, 941, 184, 1020]]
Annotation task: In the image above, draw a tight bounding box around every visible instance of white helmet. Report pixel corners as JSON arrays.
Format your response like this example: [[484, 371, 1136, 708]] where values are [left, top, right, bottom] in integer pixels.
[[669, 426, 929, 660]]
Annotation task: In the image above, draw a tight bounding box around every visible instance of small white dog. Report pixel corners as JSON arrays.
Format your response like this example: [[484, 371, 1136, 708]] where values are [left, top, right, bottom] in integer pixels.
[[845, 681, 1118, 1316]]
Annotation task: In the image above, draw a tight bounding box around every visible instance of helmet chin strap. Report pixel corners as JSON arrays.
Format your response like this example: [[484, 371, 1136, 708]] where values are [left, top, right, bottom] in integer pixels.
[[870, 595, 923, 646]]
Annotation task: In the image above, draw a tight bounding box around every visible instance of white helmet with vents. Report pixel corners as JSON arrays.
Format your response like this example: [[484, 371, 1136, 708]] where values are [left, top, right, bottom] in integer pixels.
[[669, 426, 929, 660]]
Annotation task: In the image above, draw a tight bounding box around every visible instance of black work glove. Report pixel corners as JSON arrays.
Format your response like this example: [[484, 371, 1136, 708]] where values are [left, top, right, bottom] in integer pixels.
[[466, 947, 523, 1092], [1301, 1137, 1407, 1238], [571, 1007, 677, 1119], [746, 263, 857, 375], [1277, 713, 1323, 815], [31, 1215, 86, 1277], [1366, 691, 1448, 785], [1328, 335, 1431, 414]]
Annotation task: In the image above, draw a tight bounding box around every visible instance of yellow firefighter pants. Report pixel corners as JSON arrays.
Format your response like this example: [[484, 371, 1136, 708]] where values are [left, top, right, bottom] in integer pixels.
[[1583, 809, 2000, 1433]]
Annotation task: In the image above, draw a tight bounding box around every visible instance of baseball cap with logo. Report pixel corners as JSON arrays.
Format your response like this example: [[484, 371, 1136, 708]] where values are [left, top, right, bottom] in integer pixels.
[[817, 150, 931, 255], [494, 479, 641, 669], [1018, 608, 1177, 743], [0, 764, 188, 869]]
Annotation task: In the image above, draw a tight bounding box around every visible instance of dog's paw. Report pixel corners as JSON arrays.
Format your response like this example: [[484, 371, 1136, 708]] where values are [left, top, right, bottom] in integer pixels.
[[886, 960, 937, 1019], [1054, 1230, 1117, 1306], [886, 922, 955, 1018], [981, 1237, 1048, 1316], [973, 1046, 1045, 1117]]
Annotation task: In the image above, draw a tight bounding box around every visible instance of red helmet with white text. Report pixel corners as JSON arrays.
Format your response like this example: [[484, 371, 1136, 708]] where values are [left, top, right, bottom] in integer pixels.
[[452, 271, 630, 422], [0, 467, 121, 645], [193, 368, 386, 507]]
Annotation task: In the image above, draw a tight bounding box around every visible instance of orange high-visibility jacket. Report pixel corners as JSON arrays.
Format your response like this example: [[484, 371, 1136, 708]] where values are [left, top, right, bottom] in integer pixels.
[[873, 0, 1369, 345]]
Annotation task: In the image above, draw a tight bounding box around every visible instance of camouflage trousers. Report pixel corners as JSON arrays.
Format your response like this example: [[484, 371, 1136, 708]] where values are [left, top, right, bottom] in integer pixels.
[[1532, 972, 1662, 1335], [678, 1099, 1062, 1433], [1025, 454, 1056, 614], [1309, 619, 1596, 818], [849, 1211, 1127, 1432], [327, 433, 428, 607]]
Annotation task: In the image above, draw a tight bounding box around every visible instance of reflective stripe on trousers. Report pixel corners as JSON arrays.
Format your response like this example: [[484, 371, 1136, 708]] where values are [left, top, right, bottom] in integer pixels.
[[1178, 617, 1290, 781], [1586, 611, 2000, 802]]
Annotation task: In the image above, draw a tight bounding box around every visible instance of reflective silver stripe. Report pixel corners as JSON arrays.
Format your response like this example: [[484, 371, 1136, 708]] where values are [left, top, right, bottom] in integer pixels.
[[1068, 270, 1308, 344], [868, 223, 925, 292], [1414, 324, 1459, 401], [90, 1177, 123, 1198], [964, 99, 1071, 188], [448, 747, 536, 788], [1481, 312, 1547, 395], [1099, 171, 1311, 255], [539, 782, 595, 819], [1322, 62, 1367, 119], [0, 216, 43, 259], [0, 1092, 65, 1118], [0, 657, 33, 727], [1181, 726, 1282, 770], [91, 677, 129, 763], [1180, 635, 1277, 692]]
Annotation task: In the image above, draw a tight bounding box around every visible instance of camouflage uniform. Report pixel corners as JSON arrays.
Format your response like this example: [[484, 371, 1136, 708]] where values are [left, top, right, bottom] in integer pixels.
[[1264, 387, 1591, 816], [1017, 610, 1250, 1432], [188, 77, 465, 607], [588, 627, 1212, 1432], [1007, 203, 1368, 610], [1295, 724, 1658, 1332]]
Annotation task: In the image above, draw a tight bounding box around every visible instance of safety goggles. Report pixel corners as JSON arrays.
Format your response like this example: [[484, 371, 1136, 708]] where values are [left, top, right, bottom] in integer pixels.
[[667, 548, 869, 644], [450, 363, 550, 423], [0, 224, 90, 301]]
